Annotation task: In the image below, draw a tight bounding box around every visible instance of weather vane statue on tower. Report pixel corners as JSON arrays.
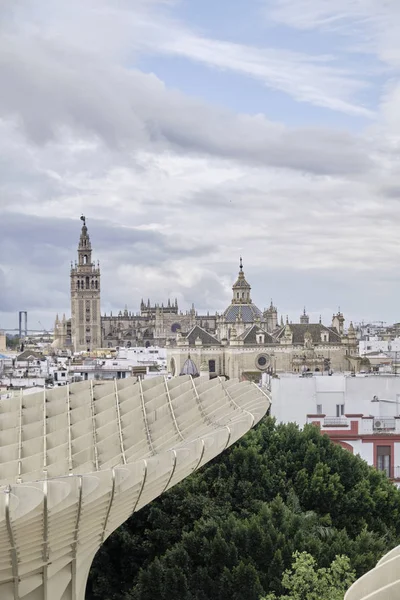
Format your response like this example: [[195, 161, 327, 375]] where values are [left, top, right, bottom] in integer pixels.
[[80, 214, 86, 225]]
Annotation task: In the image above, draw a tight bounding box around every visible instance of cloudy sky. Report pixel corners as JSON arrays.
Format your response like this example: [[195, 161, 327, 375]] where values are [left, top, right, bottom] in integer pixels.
[[1, 0, 400, 332]]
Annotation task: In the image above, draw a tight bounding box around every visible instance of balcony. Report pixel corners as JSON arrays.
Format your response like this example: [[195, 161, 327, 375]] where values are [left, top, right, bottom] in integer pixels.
[[323, 416, 349, 427], [373, 417, 396, 431]]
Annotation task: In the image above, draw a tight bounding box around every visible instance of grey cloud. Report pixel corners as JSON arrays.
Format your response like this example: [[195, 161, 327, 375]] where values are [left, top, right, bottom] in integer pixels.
[[0, 26, 374, 176], [0, 212, 216, 263], [381, 185, 400, 199], [0, 212, 219, 324]]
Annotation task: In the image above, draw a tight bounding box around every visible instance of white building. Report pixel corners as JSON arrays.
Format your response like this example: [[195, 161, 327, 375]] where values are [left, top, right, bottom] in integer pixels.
[[271, 374, 400, 483], [359, 337, 400, 355]]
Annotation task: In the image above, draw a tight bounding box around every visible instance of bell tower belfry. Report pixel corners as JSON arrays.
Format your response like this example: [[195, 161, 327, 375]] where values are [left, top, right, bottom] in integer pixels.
[[231, 257, 252, 304], [70, 216, 102, 352]]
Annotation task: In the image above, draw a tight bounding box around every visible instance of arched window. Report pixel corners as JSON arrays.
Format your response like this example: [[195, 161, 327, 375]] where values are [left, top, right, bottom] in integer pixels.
[[91, 279, 94, 289], [95, 280, 98, 289], [77, 280, 80, 290], [242, 292, 244, 298], [84, 255, 88, 265], [86, 276, 89, 289]]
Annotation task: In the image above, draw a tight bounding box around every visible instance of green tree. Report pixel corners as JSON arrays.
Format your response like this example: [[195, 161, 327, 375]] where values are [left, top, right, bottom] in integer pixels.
[[261, 551, 355, 600], [88, 419, 400, 600]]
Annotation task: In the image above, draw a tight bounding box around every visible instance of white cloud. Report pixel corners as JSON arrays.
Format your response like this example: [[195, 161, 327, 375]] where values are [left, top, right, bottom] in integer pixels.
[[138, 24, 374, 117], [268, 0, 400, 67], [1, 0, 375, 119]]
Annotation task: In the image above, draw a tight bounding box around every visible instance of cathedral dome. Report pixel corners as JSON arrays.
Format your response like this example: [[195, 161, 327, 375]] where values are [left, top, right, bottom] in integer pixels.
[[223, 303, 262, 323], [223, 258, 263, 323]]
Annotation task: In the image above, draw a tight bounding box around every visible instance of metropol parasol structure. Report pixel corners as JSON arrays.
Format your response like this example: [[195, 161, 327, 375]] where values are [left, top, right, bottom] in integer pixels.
[[0, 374, 270, 599], [0, 372, 399, 600]]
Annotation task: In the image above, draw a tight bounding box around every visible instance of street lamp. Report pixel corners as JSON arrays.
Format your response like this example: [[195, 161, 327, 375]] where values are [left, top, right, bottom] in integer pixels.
[[371, 396, 399, 416]]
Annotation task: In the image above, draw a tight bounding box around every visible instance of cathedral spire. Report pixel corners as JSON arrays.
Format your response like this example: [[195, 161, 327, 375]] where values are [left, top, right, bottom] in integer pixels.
[[77, 215, 92, 266], [300, 306, 309, 325]]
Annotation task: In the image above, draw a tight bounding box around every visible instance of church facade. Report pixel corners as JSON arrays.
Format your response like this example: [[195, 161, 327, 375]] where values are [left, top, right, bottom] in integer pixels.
[[167, 262, 359, 379]]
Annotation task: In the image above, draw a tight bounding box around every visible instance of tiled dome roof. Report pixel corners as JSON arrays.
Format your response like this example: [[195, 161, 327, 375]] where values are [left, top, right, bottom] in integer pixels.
[[223, 303, 263, 323]]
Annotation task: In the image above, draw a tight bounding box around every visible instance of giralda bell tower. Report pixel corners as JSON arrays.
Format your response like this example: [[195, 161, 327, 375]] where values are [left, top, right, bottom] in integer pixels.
[[70, 216, 102, 352]]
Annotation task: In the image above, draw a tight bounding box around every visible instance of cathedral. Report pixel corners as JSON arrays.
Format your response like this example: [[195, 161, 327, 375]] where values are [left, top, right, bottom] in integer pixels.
[[54, 218, 358, 378], [53, 217, 217, 351]]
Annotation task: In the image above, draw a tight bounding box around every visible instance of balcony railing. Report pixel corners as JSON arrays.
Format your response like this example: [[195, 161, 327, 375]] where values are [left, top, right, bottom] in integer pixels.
[[323, 417, 349, 427], [373, 417, 396, 431], [69, 365, 131, 372]]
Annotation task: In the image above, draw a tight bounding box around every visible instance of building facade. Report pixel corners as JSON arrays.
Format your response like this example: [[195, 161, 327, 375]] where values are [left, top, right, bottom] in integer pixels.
[[101, 302, 217, 348], [167, 262, 359, 380], [307, 413, 400, 486]]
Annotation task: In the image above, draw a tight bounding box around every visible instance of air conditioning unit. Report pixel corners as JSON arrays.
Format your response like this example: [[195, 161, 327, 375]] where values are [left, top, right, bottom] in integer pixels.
[[374, 420, 384, 429]]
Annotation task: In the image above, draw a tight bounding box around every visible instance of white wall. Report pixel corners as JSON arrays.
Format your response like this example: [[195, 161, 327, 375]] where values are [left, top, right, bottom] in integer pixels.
[[394, 443, 400, 471], [271, 377, 316, 426], [360, 442, 374, 465], [345, 377, 400, 417], [271, 375, 400, 426], [359, 338, 400, 354], [349, 439, 364, 458]]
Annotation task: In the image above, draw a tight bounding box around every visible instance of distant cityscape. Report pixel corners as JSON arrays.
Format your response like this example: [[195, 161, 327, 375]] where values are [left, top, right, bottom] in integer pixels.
[[2, 217, 400, 383]]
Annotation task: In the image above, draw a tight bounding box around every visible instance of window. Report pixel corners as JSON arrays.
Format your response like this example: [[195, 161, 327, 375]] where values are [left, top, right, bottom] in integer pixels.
[[256, 354, 270, 370], [86, 276, 89, 289], [317, 404, 322, 415], [336, 404, 345, 417], [209, 359, 216, 373], [377, 446, 391, 477]]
